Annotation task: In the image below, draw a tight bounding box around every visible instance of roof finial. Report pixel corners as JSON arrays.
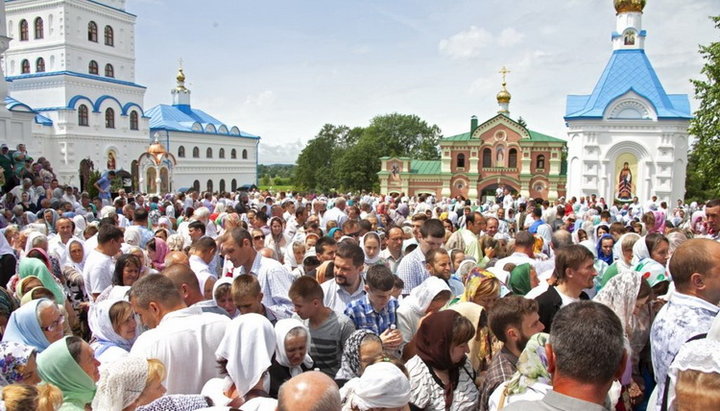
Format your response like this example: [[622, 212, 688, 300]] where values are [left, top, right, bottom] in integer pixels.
[[499, 66, 510, 87], [496, 66, 512, 115], [175, 59, 188, 92]]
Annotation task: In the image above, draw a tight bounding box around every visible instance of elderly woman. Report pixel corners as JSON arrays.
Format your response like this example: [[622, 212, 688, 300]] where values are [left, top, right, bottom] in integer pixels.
[[2, 298, 64, 352], [269, 318, 313, 398], [201, 313, 276, 408], [600, 233, 640, 289], [0, 287, 19, 336], [335, 330, 384, 384], [88, 299, 137, 370], [0, 341, 41, 386], [406, 310, 479, 410], [92, 357, 166, 411], [632, 233, 670, 296], [37, 336, 99, 411]]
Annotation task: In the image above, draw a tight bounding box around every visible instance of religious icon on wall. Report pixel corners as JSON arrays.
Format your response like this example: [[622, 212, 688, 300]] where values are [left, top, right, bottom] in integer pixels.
[[615, 153, 637, 202], [624, 30, 635, 46], [107, 150, 116, 170], [390, 163, 400, 182]]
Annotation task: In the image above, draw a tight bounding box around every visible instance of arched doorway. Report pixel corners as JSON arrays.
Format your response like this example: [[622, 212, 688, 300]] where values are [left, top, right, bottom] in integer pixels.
[[160, 168, 170, 193], [79, 159, 94, 191], [193, 180, 200, 192], [206, 179, 213, 192], [219, 179, 226, 193], [130, 160, 138, 191], [146, 168, 157, 194], [231, 178, 237, 191]]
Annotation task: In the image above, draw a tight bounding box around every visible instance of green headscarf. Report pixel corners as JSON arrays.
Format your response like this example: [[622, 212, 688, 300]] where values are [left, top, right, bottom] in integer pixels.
[[37, 337, 96, 411], [18, 258, 65, 304], [509, 263, 533, 296], [504, 332, 551, 395]]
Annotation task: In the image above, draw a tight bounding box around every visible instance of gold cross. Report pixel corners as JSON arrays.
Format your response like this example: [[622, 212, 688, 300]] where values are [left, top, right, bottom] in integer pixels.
[[178, 57, 184, 69], [499, 66, 510, 85]]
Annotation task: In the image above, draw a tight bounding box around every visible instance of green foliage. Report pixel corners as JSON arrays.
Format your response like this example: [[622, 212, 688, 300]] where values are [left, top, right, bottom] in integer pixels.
[[260, 175, 271, 186], [685, 149, 720, 202], [257, 164, 296, 180], [517, 116, 528, 128], [294, 114, 442, 192], [688, 15, 720, 194], [86, 170, 101, 199]]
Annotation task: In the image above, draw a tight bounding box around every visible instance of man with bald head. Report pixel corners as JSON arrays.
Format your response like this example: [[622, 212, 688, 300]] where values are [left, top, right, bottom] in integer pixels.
[[651, 238, 720, 407], [276, 371, 341, 411], [162, 264, 226, 317], [164, 251, 189, 268]]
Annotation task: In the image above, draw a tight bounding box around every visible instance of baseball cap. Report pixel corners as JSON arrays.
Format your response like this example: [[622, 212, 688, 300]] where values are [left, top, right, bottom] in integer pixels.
[[0, 144, 7, 149]]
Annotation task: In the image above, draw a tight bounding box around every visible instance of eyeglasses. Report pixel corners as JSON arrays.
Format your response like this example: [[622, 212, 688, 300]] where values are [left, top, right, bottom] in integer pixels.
[[42, 314, 65, 333], [346, 231, 360, 238], [253, 235, 265, 240]]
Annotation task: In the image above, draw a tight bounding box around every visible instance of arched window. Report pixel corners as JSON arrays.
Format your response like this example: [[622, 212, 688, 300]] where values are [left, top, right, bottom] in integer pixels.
[[206, 147, 213, 158], [178, 146, 185, 158], [242, 149, 248, 160], [104, 63, 114, 78], [536, 155, 545, 170], [231, 149, 237, 159], [104, 25, 114, 46], [482, 148, 492, 168], [105, 107, 115, 128], [19, 20, 29, 41], [36, 57, 45, 72], [129, 111, 139, 130], [207, 179, 213, 192], [456, 153, 465, 168], [88, 21, 98, 42], [219, 179, 226, 192], [21, 59, 30, 74], [78, 104, 89, 126], [508, 148, 517, 168], [231, 178, 237, 191], [88, 60, 98, 74], [219, 148, 225, 158], [34, 17, 43, 39], [193, 180, 200, 191], [192, 147, 199, 158]]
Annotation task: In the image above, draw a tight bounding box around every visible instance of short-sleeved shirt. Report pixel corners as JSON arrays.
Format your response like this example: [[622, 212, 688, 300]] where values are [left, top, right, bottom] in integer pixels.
[[407, 355, 479, 411], [82, 249, 115, 298], [96, 176, 111, 199], [296, 311, 355, 378]]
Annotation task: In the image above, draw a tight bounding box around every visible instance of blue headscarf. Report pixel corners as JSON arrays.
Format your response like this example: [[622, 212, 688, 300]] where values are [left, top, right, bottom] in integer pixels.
[[596, 234, 615, 265], [1, 298, 51, 352], [327, 227, 341, 239]]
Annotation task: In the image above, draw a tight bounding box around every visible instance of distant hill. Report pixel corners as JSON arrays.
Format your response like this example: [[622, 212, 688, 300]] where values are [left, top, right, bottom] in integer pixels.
[[258, 164, 295, 180]]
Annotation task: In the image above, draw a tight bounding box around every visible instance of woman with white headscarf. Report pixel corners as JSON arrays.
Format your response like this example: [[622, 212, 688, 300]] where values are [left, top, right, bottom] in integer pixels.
[[88, 299, 137, 371], [61, 238, 88, 332], [92, 356, 166, 411], [201, 313, 276, 408], [72, 215, 87, 239], [361, 232, 385, 270], [342, 361, 411, 411], [396, 277, 452, 359], [268, 318, 313, 398]]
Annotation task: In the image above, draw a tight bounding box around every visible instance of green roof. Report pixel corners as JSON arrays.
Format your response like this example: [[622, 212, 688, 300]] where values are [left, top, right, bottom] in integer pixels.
[[410, 160, 441, 174], [442, 131, 471, 141], [528, 129, 565, 143]]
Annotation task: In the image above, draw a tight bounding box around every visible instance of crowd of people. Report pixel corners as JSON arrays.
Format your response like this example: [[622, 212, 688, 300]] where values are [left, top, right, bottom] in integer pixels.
[[0, 151, 718, 411]]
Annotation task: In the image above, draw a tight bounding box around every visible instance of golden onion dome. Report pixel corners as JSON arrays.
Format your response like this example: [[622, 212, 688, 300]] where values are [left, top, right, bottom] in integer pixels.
[[176, 68, 186, 83], [614, 0, 646, 14], [148, 140, 167, 162], [497, 84, 511, 104]]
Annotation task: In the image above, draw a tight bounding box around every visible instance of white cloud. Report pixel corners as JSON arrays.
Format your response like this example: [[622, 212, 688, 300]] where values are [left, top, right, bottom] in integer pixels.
[[497, 27, 525, 47], [259, 140, 305, 165], [439, 26, 525, 59], [438, 26, 493, 59], [244, 90, 276, 107]]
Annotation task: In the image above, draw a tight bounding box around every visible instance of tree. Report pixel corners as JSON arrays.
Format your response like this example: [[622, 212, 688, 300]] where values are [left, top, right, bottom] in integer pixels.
[[517, 116, 528, 128], [688, 15, 720, 193]]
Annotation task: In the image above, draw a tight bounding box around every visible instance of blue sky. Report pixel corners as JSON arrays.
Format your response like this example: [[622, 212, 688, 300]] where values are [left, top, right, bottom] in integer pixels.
[[131, 0, 719, 164]]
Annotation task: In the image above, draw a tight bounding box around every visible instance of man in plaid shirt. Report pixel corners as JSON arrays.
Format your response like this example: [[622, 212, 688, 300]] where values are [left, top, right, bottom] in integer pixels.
[[344, 265, 402, 350]]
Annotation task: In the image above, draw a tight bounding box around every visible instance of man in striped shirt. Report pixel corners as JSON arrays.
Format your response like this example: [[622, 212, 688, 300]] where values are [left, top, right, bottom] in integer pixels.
[[290, 276, 355, 378]]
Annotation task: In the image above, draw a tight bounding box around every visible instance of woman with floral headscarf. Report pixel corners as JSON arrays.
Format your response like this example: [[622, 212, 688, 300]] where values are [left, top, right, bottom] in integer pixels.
[[488, 333, 551, 411], [0, 341, 40, 386], [335, 330, 383, 384]]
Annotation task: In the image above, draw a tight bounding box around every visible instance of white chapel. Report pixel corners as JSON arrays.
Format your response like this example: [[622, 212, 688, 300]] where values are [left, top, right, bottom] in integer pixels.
[[564, 0, 691, 204]]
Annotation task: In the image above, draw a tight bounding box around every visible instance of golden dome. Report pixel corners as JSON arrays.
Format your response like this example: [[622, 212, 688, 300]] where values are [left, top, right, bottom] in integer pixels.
[[148, 138, 167, 163], [497, 84, 511, 104], [614, 0, 646, 14], [176, 68, 186, 83]]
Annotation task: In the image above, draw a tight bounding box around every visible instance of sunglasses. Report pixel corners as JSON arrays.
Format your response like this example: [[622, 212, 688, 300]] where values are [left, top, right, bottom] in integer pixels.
[[253, 235, 265, 240]]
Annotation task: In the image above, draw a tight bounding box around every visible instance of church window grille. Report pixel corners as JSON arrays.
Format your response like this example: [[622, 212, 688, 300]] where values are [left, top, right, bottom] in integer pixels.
[[231, 179, 237, 191], [207, 179, 213, 192], [219, 179, 226, 192], [178, 146, 185, 158], [105, 64, 114, 78], [104, 25, 114, 46], [20, 20, 29, 41], [456, 153, 465, 168], [78, 105, 89, 127], [206, 147, 213, 158], [242, 149, 248, 160], [34, 17, 43, 39], [88, 21, 98, 42], [219, 148, 225, 158], [193, 147, 199, 158], [129, 111, 139, 130], [536, 155, 545, 170], [89, 60, 98, 75], [105, 108, 115, 129], [508, 149, 518, 168], [231, 149, 237, 159], [21, 59, 30, 74], [36, 57, 45, 73], [482, 148, 492, 168]]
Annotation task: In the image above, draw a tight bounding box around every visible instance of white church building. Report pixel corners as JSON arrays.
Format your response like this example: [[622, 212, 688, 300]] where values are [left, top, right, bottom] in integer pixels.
[[565, 0, 691, 204], [0, 0, 258, 192]]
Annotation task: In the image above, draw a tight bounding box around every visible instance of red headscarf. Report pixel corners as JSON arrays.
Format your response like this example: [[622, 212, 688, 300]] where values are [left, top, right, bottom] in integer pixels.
[[413, 310, 464, 409]]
